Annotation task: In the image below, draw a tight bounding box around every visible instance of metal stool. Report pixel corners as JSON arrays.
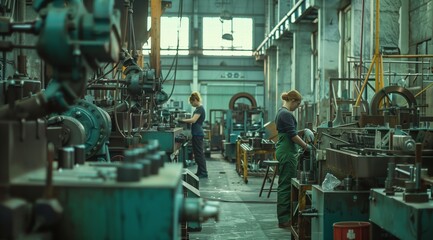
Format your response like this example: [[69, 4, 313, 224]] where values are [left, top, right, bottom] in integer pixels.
[[259, 160, 279, 198]]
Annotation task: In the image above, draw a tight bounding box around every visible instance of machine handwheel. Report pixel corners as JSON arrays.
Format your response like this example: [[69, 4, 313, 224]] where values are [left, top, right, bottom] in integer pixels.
[[370, 86, 417, 115]]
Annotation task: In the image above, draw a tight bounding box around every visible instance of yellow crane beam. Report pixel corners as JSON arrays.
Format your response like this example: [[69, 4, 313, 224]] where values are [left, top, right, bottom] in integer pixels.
[[355, 0, 383, 107], [150, 0, 162, 79]]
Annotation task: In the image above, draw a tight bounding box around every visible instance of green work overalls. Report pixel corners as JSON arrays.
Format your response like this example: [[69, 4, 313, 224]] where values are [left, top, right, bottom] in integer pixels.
[[275, 132, 299, 224]]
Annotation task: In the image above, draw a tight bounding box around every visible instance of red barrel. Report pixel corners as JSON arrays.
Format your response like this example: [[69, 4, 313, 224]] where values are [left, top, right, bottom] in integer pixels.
[[333, 221, 370, 240]]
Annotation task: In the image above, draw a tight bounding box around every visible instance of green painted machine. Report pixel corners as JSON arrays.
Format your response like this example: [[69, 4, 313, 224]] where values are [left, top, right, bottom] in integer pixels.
[[7, 162, 218, 239], [0, 1, 219, 239], [10, 163, 185, 239]]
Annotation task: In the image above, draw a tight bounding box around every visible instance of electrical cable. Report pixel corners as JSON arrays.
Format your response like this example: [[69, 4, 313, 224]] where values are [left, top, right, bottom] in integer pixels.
[[162, 52, 177, 84], [202, 197, 276, 204], [113, 69, 127, 138], [166, 52, 178, 100], [87, 62, 119, 87], [162, 0, 183, 83], [163, 0, 184, 100]]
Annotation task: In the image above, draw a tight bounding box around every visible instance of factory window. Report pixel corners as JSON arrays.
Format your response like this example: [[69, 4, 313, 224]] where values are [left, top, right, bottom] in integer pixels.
[[142, 17, 190, 55], [202, 17, 253, 56]]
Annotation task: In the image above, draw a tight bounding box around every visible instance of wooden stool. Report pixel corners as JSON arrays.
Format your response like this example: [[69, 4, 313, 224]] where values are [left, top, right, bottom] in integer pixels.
[[259, 160, 279, 198]]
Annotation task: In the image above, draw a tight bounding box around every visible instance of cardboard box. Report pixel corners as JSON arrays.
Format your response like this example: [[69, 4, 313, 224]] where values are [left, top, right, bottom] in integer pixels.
[[263, 121, 278, 142]]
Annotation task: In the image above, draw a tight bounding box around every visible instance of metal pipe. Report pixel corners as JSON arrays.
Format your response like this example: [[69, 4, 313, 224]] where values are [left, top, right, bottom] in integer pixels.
[[121, 0, 130, 47], [380, 55, 384, 90], [415, 143, 422, 190], [374, 0, 381, 91], [299, 212, 318, 217], [355, 54, 377, 106], [320, 132, 351, 144], [10, 23, 34, 33], [387, 162, 395, 179], [395, 167, 410, 176], [359, 0, 365, 81], [87, 85, 127, 90], [383, 54, 433, 58], [44, 143, 55, 198], [415, 81, 433, 98], [415, 163, 422, 190], [310, 148, 313, 174], [88, 79, 127, 83], [17, 0, 26, 74], [384, 161, 395, 194], [409, 166, 415, 181], [351, 59, 430, 64]]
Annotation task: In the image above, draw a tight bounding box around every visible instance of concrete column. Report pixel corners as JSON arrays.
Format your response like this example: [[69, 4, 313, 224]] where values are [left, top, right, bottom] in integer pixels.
[[275, 38, 292, 118], [191, 0, 199, 92], [352, 0, 372, 63], [399, 0, 409, 55], [293, 26, 313, 101], [278, 0, 291, 21], [191, 56, 199, 92], [317, 0, 340, 123], [266, 0, 277, 33], [371, 0, 401, 52], [201, 84, 207, 112], [264, 47, 277, 118]]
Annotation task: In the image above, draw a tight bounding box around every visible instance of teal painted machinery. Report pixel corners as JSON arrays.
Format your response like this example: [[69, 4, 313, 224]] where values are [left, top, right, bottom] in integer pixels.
[[370, 188, 433, 240], [0, 0, 121, 186], [223, 109, 265, 162], [48, 99, 112, 162], [141, 127, 184, 160], [61, 99, 112, 161], [2, 142, 219, 239], [10, 163, 183, 239], [7, 160, 218, 239], [0, 0, 121, 120], [311, 185, 370, 240], [0, 1, 219, 240]]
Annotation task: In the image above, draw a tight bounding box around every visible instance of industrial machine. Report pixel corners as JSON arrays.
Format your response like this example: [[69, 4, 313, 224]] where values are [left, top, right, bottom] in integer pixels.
[[0, 1, 218, 239], [220, 92, 266, 162], [297, 84, 433, 240], [209, 109, 226, 151], [47, 99, 112, 162]]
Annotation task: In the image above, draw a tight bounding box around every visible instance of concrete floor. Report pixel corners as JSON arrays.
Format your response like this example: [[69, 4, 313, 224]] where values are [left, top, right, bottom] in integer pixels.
[[187, 152, 291, 240]]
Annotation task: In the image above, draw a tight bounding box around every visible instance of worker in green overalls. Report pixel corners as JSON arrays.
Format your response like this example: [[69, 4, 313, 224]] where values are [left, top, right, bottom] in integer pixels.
[[275, 89, 311, 228]]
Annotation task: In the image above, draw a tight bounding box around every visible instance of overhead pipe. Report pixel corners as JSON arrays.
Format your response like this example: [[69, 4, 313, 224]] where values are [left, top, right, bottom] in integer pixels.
[[192, 0, 198, 91], [374, 0, 382, 92], [17, 0, 26, 75], [355, 0, 382, 107], [358, 0, 365, 81]]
